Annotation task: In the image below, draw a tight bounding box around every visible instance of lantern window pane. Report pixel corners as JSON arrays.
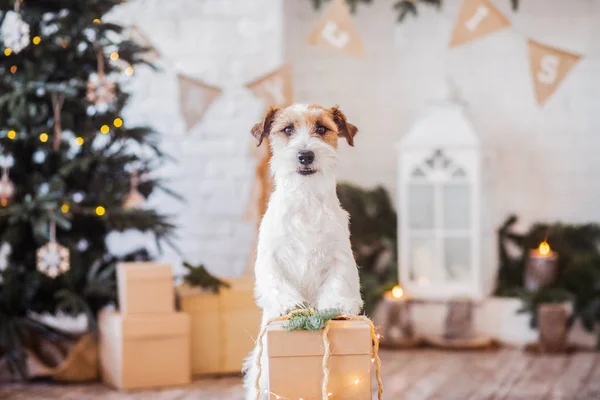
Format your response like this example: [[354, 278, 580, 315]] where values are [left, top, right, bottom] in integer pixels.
[[408, 184, 434, 229], [408, 236, 437, 283], [444, 237, 471, 282], [443, 184, 470, 230]]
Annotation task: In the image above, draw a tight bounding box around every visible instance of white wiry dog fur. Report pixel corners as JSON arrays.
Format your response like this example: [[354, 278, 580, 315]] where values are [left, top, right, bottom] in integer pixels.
[[243, 104, 363, 399]]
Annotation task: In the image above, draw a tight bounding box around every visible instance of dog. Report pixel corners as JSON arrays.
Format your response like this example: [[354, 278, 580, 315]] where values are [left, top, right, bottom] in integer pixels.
[[243, 104, 363, 399]]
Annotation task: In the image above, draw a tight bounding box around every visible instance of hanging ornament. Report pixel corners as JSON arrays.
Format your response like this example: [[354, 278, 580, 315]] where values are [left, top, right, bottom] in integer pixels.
[[51, 94, 64, 151], [1, 2, 30, 54], [123, 170, 145, 210], [86, 45, 116, 114], [0, 155, 15, 207], [36, 216, 70, 278]]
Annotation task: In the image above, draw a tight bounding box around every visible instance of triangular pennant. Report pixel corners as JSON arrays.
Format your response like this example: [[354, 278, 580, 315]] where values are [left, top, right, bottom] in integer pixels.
[[177, 74, 222, 132], [306, 0, 365, 58], [449, 0, 510, 47], [245, 63, 293, 111], [527, 40, 582, 105], [128, 25, 161, 63]]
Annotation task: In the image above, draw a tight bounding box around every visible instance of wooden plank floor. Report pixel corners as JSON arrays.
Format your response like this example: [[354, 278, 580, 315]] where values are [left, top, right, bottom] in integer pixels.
[[1, 349, 599, 400]]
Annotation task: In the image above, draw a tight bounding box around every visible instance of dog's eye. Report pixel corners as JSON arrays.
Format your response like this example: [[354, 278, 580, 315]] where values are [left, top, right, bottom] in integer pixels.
[[283, 126, 294, 136], [315, 125, 327, 135]]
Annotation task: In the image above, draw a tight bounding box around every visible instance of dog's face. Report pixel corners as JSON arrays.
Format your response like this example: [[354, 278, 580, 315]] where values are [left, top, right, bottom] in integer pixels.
[[251, 104, 358, 179]]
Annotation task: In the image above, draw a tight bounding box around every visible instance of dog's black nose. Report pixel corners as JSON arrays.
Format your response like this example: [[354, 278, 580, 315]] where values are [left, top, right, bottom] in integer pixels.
[[297, 151, 315, 165]]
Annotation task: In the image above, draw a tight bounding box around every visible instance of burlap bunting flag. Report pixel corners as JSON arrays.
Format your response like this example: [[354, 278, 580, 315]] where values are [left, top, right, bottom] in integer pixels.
[[177, 74, 222, 132], [449, 0, 510, 47], [245, 63, 293, 111], [128, 25, 161, 63], [306, 0, 365, 58], [527, 39, 582, 105]]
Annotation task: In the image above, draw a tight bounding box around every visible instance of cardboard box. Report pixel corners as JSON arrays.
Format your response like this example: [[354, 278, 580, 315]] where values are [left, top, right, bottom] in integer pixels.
[[98, 309, 191, 390], [267, 320, 373, 400], [178, 277, 262, 375], [117, 262, 175, 315]]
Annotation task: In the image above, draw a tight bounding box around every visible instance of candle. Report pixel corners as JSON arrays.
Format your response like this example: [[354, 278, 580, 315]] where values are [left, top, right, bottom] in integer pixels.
[[525, 241, 558, 291], [375, 286, 415, 347]]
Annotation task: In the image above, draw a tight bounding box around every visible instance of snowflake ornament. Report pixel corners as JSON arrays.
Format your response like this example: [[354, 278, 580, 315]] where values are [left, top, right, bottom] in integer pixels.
[[86, 72, 116, 114], [37, 242, 70, 278], [1, 11, 30, 54]]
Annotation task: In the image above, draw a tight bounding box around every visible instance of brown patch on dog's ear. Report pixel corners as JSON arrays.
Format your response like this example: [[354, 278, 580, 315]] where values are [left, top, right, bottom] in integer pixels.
[[251, 106, 279, 147], [329, 105, 358, 147]]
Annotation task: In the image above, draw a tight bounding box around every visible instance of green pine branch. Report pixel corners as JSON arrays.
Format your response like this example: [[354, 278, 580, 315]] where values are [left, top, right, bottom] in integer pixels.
[[284, 302, 343, 331], [182, 262, 230, 294]]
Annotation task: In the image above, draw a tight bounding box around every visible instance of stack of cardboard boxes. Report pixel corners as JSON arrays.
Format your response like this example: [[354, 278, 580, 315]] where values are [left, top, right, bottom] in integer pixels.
[[98, 262, 191, 390]]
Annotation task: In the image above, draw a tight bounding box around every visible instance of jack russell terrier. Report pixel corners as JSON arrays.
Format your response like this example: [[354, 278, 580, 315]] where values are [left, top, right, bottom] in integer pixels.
[[244, 104, 363, 399]]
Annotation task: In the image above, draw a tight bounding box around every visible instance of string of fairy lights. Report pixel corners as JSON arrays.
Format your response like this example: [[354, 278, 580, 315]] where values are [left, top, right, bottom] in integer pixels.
[[265, 354, 378, 400]]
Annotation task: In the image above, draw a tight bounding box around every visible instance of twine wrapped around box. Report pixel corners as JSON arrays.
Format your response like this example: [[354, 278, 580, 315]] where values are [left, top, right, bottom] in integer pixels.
[[254, 309, 383, 400]]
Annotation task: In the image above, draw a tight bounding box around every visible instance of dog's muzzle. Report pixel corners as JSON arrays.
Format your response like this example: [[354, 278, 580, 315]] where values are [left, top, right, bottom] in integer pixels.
[[297, 151, 317, 175]]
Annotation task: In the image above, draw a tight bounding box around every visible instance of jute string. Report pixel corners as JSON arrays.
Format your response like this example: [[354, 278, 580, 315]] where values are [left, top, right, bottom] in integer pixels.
[[254, 312, 383, 400]]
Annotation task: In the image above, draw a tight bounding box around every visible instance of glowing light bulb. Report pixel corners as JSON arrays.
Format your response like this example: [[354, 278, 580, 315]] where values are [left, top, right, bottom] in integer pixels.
[[328, 393, 333, 397], [391, 285, 404, 299], [75, 137, 84, 145], [10, 65, 17, 73], [113, 118, 123, 128], [371, 357, 375, 363], [39, 133, 49, 142], [95, 206, 105, 216], [100, 125, 110, 134], [124, 66, 134, 76], [110, 52, 119, 61], [7, 130, 16, 140], [538, 241, 550, 256], [32, 36, 41, 45], [354, 379, 360, 385], [4, 48, 12, 56], [61, 203, 70, 213]]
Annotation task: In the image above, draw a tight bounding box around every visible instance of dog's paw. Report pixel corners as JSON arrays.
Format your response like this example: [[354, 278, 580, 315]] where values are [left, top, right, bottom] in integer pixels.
[[317, 297, 361, 315]]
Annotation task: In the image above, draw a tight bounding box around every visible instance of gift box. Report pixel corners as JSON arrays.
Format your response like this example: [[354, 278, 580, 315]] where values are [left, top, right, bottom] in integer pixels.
[[98, 309, 191, 390], [117, 262, 175, 315], [178, 276, 262, 375], [266, 320, 373, 400]]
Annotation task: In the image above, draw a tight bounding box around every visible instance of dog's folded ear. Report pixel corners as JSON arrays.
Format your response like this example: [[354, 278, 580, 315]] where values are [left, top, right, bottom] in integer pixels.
[[251, 106, 280, 147], [330, 105, 358, 147]]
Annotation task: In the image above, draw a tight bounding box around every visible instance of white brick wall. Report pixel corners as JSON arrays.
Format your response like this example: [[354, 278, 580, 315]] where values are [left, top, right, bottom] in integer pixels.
[[105, 0, 599, 286], [107, 0, 284, 278], [284, 0, 599, 290]]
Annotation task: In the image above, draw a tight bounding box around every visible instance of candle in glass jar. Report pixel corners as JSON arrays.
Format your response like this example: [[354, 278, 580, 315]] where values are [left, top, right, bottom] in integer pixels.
[[525, 241, 558, 291]]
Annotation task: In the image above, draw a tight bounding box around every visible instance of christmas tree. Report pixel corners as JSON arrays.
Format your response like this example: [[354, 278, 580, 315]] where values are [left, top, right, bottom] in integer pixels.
[[0, 0, 175, 377]]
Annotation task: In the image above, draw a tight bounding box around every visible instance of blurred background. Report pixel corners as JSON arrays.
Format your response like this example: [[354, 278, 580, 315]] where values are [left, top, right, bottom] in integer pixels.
[[1, 0, 599, 399]]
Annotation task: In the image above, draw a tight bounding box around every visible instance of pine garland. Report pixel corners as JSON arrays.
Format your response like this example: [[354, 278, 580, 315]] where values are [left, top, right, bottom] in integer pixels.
[[284, 302, 342, 331], [308, 0, 519, 23]]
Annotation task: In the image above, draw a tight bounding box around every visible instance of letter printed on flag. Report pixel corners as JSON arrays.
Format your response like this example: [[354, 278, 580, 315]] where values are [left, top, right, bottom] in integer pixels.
[[528, 39, 582, 105], [449, 0, 510, 47], [306, 0, 365, 58]]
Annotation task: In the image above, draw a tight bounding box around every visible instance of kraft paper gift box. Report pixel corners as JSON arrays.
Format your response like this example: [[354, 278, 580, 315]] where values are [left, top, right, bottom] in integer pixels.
[[117, 262, 175, 315], [98, 309, 191, 390], [178, 276, 262, 375], [266, 320, 373, 400]]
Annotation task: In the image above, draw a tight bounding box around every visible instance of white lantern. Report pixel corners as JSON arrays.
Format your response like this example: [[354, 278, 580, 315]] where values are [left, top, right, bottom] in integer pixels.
[[397, 85, 482, 300]]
